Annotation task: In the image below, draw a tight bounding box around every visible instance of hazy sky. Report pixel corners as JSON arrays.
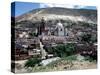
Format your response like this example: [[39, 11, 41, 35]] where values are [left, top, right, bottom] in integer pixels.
[[11, 2, 97, 17]]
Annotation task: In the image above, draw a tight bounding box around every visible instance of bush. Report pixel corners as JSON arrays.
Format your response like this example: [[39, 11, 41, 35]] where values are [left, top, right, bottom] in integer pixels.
[[62, 55, 77, 61], [47, 43, 76, 57], [81, 33, 92, 43], [24, 58, 41, 68], [84, 55, 97, 62], [80, 33, 97, 44], [64, 43, 76, 56], [79, 45, 97, 61], [90, 36, 97, 43]]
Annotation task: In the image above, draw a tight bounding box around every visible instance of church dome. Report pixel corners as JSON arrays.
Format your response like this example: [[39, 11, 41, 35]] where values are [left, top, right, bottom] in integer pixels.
[[56, 22, 63, 29]]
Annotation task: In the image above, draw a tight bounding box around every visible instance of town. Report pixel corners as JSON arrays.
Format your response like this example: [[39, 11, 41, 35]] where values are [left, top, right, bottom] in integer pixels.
[[13, 17, 97, 60]]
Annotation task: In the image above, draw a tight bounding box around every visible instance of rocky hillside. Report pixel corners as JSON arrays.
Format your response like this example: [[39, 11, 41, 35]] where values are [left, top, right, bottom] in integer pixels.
[[15, 7, 97, 24]]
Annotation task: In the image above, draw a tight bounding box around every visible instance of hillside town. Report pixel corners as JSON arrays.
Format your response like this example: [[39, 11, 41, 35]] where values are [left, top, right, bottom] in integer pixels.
[[12, 16, 97, 61]]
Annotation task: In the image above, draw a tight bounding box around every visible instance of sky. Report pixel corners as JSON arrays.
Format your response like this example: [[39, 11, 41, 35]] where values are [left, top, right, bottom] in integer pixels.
[[11, 2, 97, 17]]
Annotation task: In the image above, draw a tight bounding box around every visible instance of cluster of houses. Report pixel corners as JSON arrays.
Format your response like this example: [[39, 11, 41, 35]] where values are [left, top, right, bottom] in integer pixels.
[[13, 17, 97, 60]]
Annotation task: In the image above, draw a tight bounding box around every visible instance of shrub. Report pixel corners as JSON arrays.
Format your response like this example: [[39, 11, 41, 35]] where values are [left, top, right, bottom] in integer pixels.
[[24, 58, 41, 68], [64, 43, 76, 56], [62, 55, 77, 61], [81, 33, 92, 43], [84, 55, 97, 62], [79, 45, 97, 61], [90, 36, 97, 43], [47, 43, 76, 57], [80, 33, 97, 44]]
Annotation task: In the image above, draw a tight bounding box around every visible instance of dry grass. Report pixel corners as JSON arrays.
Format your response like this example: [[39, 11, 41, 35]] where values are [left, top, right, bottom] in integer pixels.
[[31, 55, 97, 72]]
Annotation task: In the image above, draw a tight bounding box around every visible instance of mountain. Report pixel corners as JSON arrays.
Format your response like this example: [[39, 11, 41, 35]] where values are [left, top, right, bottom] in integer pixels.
[[15, 7, 97, 24]]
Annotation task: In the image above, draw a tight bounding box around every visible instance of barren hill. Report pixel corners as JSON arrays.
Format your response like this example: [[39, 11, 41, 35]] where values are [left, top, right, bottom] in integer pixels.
[[15, 7, 97, 24]]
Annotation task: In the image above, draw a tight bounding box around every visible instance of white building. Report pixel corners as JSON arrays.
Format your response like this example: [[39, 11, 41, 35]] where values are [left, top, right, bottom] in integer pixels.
[[55, 21, 64, 36]]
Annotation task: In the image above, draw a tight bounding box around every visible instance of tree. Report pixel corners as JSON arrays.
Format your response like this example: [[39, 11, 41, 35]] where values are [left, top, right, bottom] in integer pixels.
[[80, 33, 97, 44], [81, 33, 92, 44]]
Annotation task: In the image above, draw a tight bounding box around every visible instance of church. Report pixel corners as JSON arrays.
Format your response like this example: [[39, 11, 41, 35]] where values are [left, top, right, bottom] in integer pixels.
[[37, 18, 67, 37], [54, 20, 65, 36]]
